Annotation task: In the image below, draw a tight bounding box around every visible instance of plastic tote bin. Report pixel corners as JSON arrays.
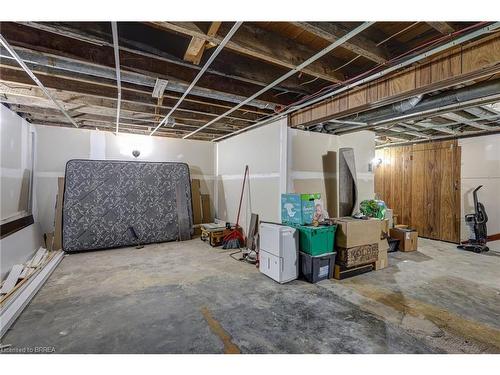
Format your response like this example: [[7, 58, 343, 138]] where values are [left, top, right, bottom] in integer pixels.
[[299, 251, 336, 283], [281, 193, 320, 225], [297, 225, 336, 256]]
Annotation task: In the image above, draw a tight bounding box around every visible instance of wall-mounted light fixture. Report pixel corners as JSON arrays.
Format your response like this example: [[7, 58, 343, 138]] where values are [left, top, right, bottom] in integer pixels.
[[369, 157, 383, 171]]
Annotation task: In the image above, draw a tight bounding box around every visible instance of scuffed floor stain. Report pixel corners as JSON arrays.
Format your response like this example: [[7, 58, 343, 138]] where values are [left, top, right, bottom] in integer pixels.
[[344, 280, 500, 352], [201, 306, 241, 354]]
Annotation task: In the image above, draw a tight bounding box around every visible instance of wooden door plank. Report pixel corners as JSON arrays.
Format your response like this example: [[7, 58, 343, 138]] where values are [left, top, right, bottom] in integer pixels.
[[401, 145, 413, 226], [383, 147, 393, 209], [411, 149, 426, 235], [439, 143, 456, 242], [391, 146, 403, 222], [453, 143, 462, 243]]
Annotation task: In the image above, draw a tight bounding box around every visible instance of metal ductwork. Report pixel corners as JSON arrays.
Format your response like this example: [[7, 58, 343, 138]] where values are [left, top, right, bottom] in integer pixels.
[[322, 79, 500, 134]]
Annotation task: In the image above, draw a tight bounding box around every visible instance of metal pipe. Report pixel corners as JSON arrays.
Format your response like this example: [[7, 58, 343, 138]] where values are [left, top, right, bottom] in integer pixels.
[[150, 22, 243, 136], [0, 46, 275, 110], [212, 22, 500, 142], [0, 34, 79, 128], [333, 79, 500, 134], [18, 22, 298, 101], [184, 22, 375, 139], [111, 22, 121, 135]]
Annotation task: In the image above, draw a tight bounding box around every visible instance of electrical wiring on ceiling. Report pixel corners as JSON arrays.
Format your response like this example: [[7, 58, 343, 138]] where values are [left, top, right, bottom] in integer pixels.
[[268, 21, 490, 119]]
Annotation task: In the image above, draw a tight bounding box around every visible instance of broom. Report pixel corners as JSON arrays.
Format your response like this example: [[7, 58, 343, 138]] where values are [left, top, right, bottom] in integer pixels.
[[222, 165, 249, 249]]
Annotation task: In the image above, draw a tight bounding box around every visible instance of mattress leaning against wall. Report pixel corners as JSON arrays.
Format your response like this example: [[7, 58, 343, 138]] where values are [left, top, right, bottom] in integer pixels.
[[62, 159, 193, 253]]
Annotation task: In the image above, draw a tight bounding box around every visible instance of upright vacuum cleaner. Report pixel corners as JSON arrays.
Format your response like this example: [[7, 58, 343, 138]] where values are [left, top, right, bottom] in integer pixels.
[[457, 185, 489, 253]]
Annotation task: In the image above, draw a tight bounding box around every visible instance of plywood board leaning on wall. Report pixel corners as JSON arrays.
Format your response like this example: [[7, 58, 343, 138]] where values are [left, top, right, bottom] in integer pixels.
[[191, 179, 202, 225], [201, 194, 212, 223], [52, 177, 64, 250]]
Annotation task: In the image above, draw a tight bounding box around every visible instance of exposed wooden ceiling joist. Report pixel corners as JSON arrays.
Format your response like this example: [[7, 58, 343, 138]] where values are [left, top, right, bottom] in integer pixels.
[[1, 22, 299, 108], [184, 22, 221, 65], [0, 66, 262, 124], [426, 22, 455, 35], [290, 22, 388, 64], [150, 22, 347, 82], [15, 22, 318, 97]]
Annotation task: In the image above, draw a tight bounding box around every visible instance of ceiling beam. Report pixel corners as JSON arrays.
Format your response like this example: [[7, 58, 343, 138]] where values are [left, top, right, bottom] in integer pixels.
[[1, 22, 296, 107], [290, 22, 388, 64], [184, 22, 222, 65], [411, 120, 457, 135], [426, 22, 455, 35], [0, 70, 259, 126], [188, 22, 374, 139], [440, 112, 495, 130], [0, 87, 241, 132], [150, 22, 346, 82], [29, 117, 218, 140], [289, 23, 500, 128], [17, 22, 311, 97], [10, 103, 231, 136], [0, 47, 271, 115]]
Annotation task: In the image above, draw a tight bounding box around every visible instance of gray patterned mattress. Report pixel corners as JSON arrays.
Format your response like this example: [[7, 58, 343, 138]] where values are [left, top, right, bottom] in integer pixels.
[[62, 159, 193, 253]]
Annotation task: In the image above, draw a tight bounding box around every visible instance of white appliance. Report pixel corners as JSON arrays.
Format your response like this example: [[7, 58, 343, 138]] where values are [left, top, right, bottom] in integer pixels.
[[259, 223, 298, 284]]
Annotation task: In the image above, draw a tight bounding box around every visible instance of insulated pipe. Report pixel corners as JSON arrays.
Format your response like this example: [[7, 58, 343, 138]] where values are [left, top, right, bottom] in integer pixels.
[[0, 34, 79, 128], [184, 22, 375, 139], [330, 79, 500, 134], [111, 22, 121, 135], [212, 22, 500, 142], [150, 22, 243, 136]]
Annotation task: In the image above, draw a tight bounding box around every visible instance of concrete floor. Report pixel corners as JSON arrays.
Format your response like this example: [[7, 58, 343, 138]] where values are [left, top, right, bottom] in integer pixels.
[[2, 238, 500, 354]]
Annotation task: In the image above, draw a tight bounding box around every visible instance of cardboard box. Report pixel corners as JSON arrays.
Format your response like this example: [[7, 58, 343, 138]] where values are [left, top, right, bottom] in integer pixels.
[[336, 242, 379, 268], [333, 217, 381, 248], [281, 193, 320, 225], [380, 219, 389, 239], [374, 252, 388, 270], [390, 228, 418, 252], [374, 239, 389, 270]]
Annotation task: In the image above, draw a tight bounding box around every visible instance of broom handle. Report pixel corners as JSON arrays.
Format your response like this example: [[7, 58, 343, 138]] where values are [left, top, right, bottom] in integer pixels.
[[235, 165, 249, 227]]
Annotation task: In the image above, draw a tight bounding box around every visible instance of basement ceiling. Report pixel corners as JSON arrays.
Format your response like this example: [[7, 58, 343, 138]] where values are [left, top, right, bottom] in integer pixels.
[[0, 21, 499, 142]]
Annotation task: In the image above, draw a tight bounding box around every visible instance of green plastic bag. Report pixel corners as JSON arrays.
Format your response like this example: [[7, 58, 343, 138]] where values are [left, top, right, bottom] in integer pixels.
[[360, 199, 387, 219]]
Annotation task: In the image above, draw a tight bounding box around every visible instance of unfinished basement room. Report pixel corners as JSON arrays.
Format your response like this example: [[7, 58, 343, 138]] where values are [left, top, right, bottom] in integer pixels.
[[1, 2, 500, 369]]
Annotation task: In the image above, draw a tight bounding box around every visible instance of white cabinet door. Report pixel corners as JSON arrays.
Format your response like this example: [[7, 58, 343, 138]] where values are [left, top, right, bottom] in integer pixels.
[[259, 250, 281, 282]]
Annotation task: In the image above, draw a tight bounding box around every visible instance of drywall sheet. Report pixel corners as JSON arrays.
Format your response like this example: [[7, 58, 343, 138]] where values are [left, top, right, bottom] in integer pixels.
[[62, 159, 193, 252]]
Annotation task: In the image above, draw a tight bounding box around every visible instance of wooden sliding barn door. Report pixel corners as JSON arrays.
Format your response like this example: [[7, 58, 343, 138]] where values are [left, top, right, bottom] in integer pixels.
[[375, 140, 461, 243]]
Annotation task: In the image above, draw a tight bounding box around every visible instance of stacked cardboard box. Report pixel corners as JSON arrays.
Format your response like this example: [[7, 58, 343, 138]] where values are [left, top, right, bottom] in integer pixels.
[[333, 218, 382, 278], [375, 219, 389, 270]]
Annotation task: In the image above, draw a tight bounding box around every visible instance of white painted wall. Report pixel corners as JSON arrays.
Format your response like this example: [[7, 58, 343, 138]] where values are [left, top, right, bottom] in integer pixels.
[[287, 129, 375, 217], [34, 124, 215, 234], [216, 121, 376, 233], [459, 134, 500, 240], [215, 118, 285, 233], [288, 129, 339, 217], [1, 105, 41, 279]]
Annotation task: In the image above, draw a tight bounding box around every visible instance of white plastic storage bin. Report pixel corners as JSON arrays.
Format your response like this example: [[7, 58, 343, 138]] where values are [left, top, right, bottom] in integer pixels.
[[259, 223, 298, 283]]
